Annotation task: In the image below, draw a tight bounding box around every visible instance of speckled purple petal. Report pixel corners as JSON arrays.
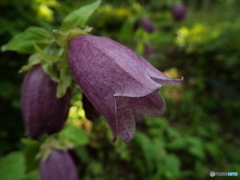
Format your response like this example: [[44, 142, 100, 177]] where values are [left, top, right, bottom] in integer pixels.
[[115, 91, 165, 142], [40, 150, 79, 180], [68, 35, 183, 142]]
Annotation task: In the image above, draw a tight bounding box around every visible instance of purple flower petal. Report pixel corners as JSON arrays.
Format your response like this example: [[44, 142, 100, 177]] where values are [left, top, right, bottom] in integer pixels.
[[115, 91, 165, 142], [68, 35, 183, 142], [40, 150, 79, 180]]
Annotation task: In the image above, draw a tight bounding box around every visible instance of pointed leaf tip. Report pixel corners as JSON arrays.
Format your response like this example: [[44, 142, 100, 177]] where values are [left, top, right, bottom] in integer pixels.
[[60, 0, 101, 32]]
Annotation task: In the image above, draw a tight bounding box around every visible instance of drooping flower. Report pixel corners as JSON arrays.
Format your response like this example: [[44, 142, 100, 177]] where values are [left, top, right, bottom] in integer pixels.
[[40, 149, 79, 180], [172, 3, 187, 22], [68, 35, 183, 142], [21, 65, 71, 139]]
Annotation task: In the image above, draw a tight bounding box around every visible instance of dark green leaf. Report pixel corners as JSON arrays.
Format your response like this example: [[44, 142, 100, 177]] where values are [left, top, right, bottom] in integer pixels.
[[0, 152, 25, 180], [23, 138, 41, 173]]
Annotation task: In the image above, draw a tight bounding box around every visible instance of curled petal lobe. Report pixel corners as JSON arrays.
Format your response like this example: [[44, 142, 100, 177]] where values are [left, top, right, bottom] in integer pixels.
[[68, 35, 183, 142]]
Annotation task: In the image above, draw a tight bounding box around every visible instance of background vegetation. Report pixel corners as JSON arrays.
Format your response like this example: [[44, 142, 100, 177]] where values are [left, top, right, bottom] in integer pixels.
[[0, 0, 239, 179]]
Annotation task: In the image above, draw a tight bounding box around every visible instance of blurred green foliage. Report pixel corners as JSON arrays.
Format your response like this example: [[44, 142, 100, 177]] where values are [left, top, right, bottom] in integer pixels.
[[0, 0, 240, 180]]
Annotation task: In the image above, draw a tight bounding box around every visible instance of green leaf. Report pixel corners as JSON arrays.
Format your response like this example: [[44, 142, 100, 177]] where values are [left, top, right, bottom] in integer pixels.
[[186, 137, 205, 159], [60, 125, 89, 146], [41, 148, 52, 162], [41, 59, 59, 82], [60, 0, 101, 32], [53, 27, 92, 48], [1, 27, 52, 54], [132, 132, 154, 173], [19, 53, 42, 73], [36, 136, 74, 161], [159, 154, 181, 179], [56, 66, 72, 98], [24, 170, 41, 180], [22, 138, 41, 173], [0, 152, 25, 180], [118, 18, 135, 41], [32, 41, 59, 61]]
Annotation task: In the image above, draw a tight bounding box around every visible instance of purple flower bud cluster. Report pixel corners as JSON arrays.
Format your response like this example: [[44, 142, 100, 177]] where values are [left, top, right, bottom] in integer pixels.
[[172, 3, 187, 22], [21, 65, 71, 139]]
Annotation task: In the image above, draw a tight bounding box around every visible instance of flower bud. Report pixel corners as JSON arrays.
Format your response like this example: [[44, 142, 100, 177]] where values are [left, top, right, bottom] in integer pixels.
[[40, 150, 79, 180], [141, 17, 155, 33], [21, 65, 71, 139], [172, 3, 187, 22]]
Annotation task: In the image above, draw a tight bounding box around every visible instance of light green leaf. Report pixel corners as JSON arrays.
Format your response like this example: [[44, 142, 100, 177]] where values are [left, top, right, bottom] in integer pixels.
[[56, 67, 72, 98], [0, 152, 25, 180], [41, 59, 59, 82], [60, 0, 101, 32], [1, 27, 52, 54], [36, 137, 74, 161], [118, 18, 135, 41], [33, 41, 59, 61], [19, 53, 42, 73], [53, 27, 92, 48], [60, 125, 89, 146]]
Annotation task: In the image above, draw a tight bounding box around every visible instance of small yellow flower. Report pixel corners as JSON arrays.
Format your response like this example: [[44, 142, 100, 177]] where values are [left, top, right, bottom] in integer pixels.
[[37, 4, 54, 21]]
